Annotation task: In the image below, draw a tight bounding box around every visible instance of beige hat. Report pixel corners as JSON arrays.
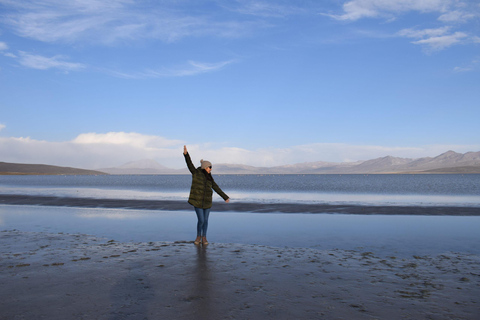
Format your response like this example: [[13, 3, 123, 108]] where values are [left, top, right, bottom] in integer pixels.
[[200, 159, 212, 169]]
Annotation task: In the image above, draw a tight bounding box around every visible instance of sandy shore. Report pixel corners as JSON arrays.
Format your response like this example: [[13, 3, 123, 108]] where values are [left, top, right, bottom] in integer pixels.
[[1, 230, 479, 319]]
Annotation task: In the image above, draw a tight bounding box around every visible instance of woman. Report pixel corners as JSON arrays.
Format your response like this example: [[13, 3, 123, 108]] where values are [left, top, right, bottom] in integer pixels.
[[184, 145, 230, 245]]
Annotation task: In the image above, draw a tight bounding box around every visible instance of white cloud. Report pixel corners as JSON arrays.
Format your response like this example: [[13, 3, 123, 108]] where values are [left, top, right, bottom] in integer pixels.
[[1, 0, 150, 43], [397, 26, 451, 38], [0, 124, 5, 131], [73, 132, 183, 148], [328, 0, 451, 21], [438, 10, 476, 22], [0, 41, 8, 51], [398, 27, 467, 51], [0, 133, 184, 169], [1, 132, 478, 169], [324, 0, 479, 52], [18, 51, 85, 71], [412, 31, 467, 50], [0, 0, 262, 45]]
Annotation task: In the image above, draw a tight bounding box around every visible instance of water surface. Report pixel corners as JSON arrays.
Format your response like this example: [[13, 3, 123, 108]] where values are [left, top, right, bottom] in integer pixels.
[[1, 205, 479, 258], [1, 174, 479, 207], [1, 174, 479, 257]]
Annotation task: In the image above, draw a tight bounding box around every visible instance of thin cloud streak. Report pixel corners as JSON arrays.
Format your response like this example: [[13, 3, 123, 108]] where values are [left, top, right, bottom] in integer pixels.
[[398, 27, 468, 51], [0, 0, 264, 44], [220, 0, 308, 18], [326, 0, 451, 21], [397, 27, 452, 39], [453, 58, 479, 72], [104, 60, 236, 79], [142, 60, 236, 78], [411, 32, 467, 51], [17, 51, 86, 71], [438, 10, 476, 22]]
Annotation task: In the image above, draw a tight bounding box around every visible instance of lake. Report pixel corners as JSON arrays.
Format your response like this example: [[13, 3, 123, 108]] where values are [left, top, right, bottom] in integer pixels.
[[1, 174, 479, 257]]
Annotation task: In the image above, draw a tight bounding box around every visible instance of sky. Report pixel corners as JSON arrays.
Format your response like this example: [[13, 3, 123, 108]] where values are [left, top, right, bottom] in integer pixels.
[[0, 0, 479, 170]]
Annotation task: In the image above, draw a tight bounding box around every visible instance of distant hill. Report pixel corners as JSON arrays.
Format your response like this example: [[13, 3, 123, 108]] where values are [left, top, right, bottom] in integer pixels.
[[0, 162, 107, 175], [213, 161, 362, 174], [99, 159, 187, 175], [98, 150, 480, 174]]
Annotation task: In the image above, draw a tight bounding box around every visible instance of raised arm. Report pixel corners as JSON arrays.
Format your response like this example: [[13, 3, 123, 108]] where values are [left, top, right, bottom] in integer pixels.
[[183, 145, 196, 174]]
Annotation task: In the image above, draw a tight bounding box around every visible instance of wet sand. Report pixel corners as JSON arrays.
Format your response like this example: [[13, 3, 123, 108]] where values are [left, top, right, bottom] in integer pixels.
[[1, 230, 479, 319], [1, 194, 480, 215]]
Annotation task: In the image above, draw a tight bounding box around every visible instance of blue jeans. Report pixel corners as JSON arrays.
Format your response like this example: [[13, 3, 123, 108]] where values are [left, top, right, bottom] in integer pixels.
[[194, 207, 211, 237]]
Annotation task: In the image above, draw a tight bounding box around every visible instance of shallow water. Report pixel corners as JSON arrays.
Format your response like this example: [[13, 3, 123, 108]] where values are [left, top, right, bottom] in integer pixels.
[[1, 205, 479, 258], [2, 174, 479, 258]]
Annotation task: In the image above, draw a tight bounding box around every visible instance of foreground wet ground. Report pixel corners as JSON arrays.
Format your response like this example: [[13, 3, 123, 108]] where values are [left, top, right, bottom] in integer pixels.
[[1, 230, 479, 319]]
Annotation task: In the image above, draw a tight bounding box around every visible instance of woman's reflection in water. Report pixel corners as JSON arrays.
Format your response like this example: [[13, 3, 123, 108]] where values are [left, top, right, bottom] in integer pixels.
[[190, 245, 216, 319]]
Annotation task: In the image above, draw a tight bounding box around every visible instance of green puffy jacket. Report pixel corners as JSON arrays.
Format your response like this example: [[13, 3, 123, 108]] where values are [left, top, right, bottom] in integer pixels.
[[184, 152, 229, 209]]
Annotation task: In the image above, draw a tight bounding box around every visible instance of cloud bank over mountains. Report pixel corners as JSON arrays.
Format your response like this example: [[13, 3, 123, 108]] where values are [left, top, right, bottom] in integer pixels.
[[0, 131, 478, 170]]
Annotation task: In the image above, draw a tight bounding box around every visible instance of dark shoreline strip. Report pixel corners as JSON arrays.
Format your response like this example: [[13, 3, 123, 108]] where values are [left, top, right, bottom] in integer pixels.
[[1, 194, 480, 216]]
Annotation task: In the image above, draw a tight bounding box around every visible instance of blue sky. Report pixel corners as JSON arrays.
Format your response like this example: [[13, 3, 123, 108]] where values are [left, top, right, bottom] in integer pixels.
[[1, 0, 479, 169]]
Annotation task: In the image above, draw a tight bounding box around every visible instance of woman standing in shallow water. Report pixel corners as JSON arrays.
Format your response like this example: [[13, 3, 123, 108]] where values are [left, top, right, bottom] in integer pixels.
[[184, 145, 230, 245]]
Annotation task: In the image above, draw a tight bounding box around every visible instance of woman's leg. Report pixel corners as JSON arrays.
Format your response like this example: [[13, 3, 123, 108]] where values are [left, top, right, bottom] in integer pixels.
[[202, 208, 211, 237], [194, 207, 205, 238], [195, 207, 211, 244], [201, 208, 211, 244]]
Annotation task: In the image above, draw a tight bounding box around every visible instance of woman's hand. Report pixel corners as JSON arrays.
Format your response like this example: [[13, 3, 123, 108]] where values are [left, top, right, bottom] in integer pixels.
[[183, 145, 188, 155], [225, 198, 230, 203]]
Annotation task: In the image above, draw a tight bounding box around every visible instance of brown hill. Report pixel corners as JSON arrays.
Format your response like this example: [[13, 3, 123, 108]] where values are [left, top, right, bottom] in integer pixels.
[[0, 162, 107, 175]]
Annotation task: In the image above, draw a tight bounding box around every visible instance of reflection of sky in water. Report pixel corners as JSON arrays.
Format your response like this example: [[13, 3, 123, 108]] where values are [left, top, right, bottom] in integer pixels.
[[230, 191, 480, 207], [0, 186, 187, 201], [77, 211, 150, 220], [1, 205, 479, 258], [1, 186, 479, 207]]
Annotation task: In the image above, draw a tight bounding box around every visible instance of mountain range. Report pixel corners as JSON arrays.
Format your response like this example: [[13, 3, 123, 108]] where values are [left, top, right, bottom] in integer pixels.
[[99, 150, 480, 175], [2, 150, 479, 175]]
